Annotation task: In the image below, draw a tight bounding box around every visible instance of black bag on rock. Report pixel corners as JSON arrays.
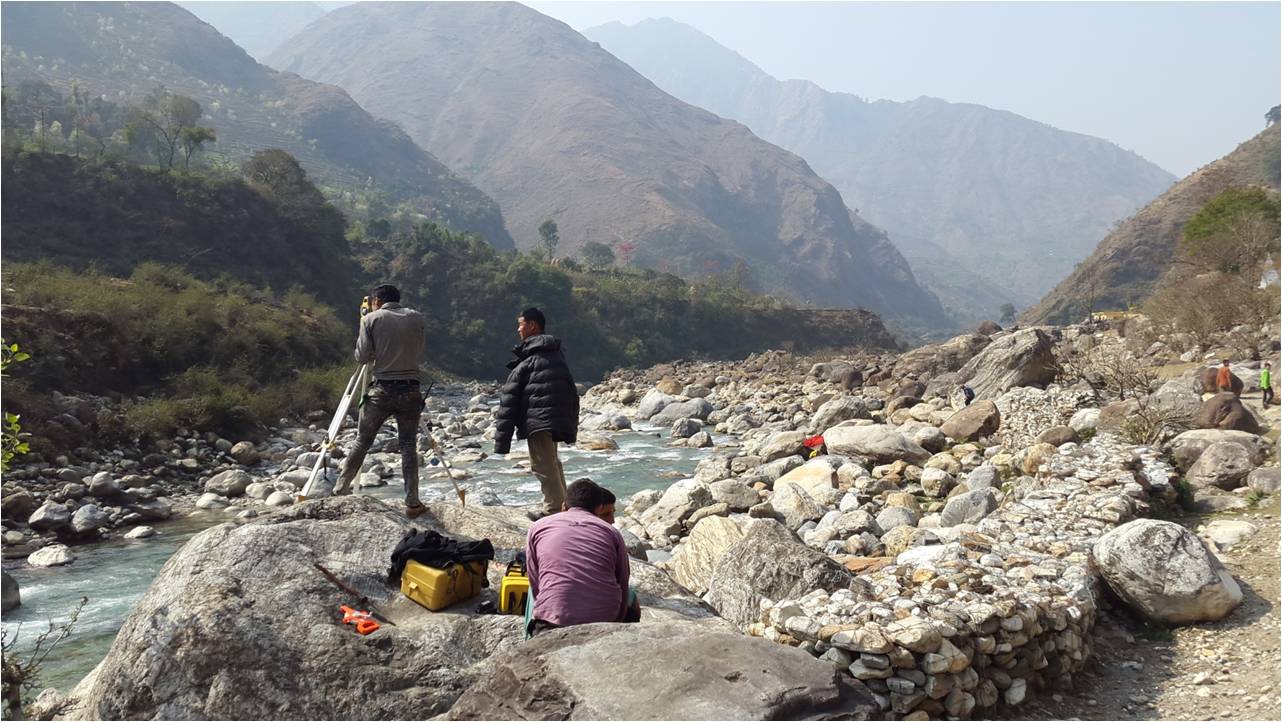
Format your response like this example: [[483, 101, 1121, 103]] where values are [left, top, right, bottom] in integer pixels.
[[387, 528, 495, 584]]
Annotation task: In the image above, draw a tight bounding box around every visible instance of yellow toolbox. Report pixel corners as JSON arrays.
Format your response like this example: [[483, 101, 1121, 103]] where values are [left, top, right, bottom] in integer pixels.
[[401, 559, 487, 611], [498, 573, 530, 615]]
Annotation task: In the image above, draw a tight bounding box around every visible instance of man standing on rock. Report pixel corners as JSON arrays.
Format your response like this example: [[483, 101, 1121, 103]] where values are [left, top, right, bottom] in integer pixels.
[[333, 284, 429, 518], [1216, 359, 1236, 395], [494, 307, 578, 521]]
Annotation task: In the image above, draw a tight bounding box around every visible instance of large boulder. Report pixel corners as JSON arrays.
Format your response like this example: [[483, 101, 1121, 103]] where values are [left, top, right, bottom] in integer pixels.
[[1185, 441, 1254, 490], [1, 570, 18, 612], [1167, 429, 1267, 472], [705, 519, 859, 627], [204, 470, 252, 498], [638, 480, 713, 541], [708, 480, 759, 512], [2, 490, 37, 522], [947, 328, 1057, 400], [939, 401, 1001, 442], [822, 425, 931, 464], [1092, 519, 1242, 625], [811, 397, 870, 432], [669, 516, 746, 596], [669, 418, 701, 439], [758, 431, 808, 462], [70, 505, 110, 535], [650, 398, 715, 425], [27, 502, 71, 533], [893, 333, 991, 379], [230, 441, 261, 466], [771, 483, 828, 530], [68, 497, 527, 720], [636, 390, 680, 420], [28, 544, 76, 567], [1193, 392, 1260, 433], [772, 458, 839, 499], [445, 622, 878, 721]]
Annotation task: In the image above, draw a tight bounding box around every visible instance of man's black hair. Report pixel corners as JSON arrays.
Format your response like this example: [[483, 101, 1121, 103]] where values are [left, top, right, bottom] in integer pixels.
[[598, 487, 616, 506], [372, 284, 401, 304], [565, 478, 603, 511], [520, 307, 546, 331]]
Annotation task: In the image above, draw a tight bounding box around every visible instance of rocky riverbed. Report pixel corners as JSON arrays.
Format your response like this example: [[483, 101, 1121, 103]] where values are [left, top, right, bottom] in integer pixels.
[[3, 316, 1280, 720]]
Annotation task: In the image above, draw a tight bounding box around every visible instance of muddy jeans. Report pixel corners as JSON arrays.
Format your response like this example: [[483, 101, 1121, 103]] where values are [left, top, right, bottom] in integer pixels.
[[527, 431, 567, 514], [335, 381, 425, 507]]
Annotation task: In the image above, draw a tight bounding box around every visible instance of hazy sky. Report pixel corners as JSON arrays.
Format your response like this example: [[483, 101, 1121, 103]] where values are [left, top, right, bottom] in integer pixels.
[[525, 1, 1280, 176]]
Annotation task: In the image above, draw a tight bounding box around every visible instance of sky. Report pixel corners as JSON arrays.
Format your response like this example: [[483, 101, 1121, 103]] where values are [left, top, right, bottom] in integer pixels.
[[525, 1, 1280, 177]]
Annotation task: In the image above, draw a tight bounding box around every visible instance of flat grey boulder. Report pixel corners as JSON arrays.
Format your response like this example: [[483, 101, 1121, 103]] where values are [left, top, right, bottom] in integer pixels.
[[940, 489, 998, 527], [636, 389, 680, 420], [705, 519, 860, 627], [709, 479, 759, 512], [445, 621, 878, 721], [651, 398, 714, 425], [1193, 392, 1261, 433], [68, 496, 526, 720], [670, 417, 701, 439], [822, 425, 930, 464], [811, 396, 870, 432], [1092, 519, 1242, 625], [759, 430, 808, 462]]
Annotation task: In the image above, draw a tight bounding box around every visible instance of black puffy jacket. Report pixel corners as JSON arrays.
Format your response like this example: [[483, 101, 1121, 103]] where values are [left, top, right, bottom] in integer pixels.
[[494, 334, 579, 454]]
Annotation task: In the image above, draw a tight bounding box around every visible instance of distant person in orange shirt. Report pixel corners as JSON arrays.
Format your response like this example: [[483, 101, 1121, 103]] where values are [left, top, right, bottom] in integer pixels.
[[1216, 360, 1234, 394]]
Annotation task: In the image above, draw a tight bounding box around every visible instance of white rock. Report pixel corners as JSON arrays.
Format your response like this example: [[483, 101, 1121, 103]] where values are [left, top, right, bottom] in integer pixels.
[[28, 544, 76, 567]]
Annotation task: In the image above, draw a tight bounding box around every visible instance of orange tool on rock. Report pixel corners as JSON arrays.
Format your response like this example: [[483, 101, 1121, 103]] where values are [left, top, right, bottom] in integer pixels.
[[340, 605, 380, 635]]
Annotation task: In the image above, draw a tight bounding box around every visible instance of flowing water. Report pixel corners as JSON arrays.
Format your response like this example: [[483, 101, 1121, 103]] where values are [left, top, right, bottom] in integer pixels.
[[0, 424, 713, 694]]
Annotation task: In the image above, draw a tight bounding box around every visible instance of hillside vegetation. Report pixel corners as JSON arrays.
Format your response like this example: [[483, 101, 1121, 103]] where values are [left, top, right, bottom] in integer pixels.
[[268, 1, 951, 333], [0, 1, 513, 246], [2, 149, 360, 310], [0, 149, 900, 449], [1026, 123, 1280, 325]]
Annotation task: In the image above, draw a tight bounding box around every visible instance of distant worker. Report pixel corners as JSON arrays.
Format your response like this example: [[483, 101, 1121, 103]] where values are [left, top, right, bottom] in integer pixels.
[[1216, 359, 1235, 394], [494, 307, 579, 520], [526, 479, 635, 637], [1263, 362, 1274, 407], [333, 284, 429, 518], [962, 385, 975, 407]]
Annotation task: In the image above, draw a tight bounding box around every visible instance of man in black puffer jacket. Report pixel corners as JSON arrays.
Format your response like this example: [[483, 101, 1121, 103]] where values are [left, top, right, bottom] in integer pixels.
[[495, 307, 579, 519]]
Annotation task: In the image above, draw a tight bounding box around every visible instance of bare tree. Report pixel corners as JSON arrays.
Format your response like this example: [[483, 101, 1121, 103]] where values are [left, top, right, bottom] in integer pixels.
[[1, 597, 87, 718]]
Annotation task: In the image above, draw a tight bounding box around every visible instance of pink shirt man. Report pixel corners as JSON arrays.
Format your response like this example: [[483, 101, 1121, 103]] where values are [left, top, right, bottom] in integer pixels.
[[526, 507, 630, 626]]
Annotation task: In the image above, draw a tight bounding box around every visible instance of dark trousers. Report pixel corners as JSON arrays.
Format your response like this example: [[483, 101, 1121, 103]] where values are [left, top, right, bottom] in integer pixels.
[[1264, 386, 1275, 406], [335, 382, 424, 506]]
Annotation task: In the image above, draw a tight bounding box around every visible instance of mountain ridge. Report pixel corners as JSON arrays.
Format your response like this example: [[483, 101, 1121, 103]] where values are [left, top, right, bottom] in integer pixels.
[[1024, 124, 1281, 325], [584, 17, 1177, 320], [268, 1, 951, 332]]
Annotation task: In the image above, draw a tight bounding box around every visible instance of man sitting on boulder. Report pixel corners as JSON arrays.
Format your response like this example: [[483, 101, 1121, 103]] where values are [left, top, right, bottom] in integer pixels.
[[526, 479, 634, 636]]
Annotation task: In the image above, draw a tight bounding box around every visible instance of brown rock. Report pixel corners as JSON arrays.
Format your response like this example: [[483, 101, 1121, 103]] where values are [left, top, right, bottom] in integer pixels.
[[1035, 426, 1078, 446], [1193, 392, 1261, 433], [939, 400, 1001, 442]]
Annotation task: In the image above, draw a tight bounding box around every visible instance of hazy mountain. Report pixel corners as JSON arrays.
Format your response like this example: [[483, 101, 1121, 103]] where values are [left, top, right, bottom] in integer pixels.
[[585, 18, 1178, 321], [177, 1, 326, 61], [1, 1, 513, 247], [1025, 124, 1280, 325], [268, 1, 951, 332]]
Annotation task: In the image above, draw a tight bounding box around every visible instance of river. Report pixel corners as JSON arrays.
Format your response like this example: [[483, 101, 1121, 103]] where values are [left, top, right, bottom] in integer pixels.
[[1, 424, 713, 694]]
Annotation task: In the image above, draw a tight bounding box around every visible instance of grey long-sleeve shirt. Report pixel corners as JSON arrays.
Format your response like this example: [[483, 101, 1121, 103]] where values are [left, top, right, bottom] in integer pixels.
[[353, 302, 427, 381]]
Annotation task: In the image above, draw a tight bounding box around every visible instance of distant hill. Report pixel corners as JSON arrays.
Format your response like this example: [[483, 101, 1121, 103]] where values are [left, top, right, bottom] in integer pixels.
[[1024, 124, 1281, 325], [1, 1, 513, 247], [178, 1, 326, 61], [584, 18, 1177, 320], [268, 1, 952, 333]]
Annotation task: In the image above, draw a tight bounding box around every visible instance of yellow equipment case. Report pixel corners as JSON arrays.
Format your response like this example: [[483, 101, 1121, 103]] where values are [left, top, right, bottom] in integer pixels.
[[401, 559, 487, 611], [498, 562, 530, 615]]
